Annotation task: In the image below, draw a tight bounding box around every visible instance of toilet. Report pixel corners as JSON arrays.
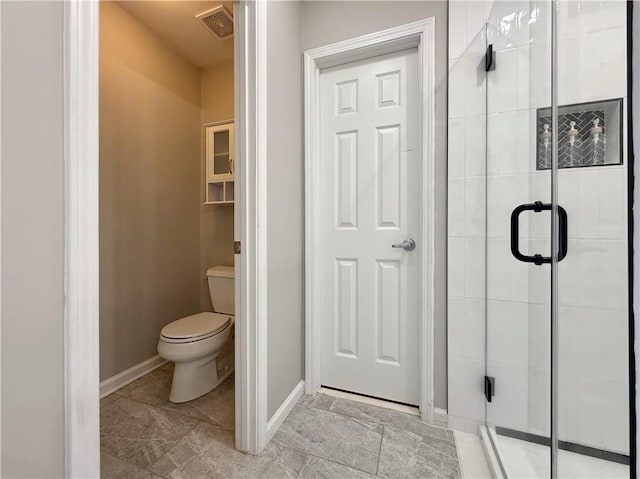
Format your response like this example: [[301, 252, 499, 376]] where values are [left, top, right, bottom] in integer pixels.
[[157, 265, 235, 403]]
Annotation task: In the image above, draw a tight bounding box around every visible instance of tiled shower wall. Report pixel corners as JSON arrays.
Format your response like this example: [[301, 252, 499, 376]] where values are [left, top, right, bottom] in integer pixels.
[[447, 0, 629, 455]]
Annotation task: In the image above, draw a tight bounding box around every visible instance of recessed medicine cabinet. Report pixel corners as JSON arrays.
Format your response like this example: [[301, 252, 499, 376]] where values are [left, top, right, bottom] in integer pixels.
[[205, 121, 234, 204]]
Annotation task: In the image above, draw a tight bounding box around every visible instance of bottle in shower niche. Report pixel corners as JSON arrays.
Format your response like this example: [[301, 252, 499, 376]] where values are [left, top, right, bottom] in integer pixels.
[[566, 120, 583, 167], [539, 124, 552, 169], [589, 118, 606, 165]]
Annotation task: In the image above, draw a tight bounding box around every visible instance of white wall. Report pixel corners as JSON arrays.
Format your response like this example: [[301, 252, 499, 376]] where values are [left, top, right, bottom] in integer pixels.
[[266, 0, 305, 419], [447, 0, 629, 455], [200, 61, 235, 312], [301, 0, 450, 410], [1, 1, 65, 476]]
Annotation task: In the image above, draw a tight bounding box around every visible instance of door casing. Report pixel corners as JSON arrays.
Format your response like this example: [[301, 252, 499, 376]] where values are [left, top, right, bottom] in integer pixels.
[[62, 1, 268, 476], [304, 18, 436, 421]]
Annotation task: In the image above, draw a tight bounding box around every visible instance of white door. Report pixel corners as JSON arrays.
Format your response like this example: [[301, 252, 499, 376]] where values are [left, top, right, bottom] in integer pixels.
[[318, 48, 421, 405]]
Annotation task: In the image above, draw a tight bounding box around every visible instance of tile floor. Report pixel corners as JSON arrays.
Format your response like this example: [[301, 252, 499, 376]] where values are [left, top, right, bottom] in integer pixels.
[[101, 363, 462, 479]]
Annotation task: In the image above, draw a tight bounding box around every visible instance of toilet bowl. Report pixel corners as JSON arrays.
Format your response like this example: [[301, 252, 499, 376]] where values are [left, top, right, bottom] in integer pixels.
[[157, 266, 235, 403]]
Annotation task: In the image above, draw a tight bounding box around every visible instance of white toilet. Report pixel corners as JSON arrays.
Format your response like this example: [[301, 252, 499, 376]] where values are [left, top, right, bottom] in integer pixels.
[[157, 265, 235, 403]]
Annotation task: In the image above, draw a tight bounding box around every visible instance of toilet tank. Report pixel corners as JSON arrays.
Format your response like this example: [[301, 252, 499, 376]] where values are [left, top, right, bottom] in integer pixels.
[[206, 266, 234, 314]]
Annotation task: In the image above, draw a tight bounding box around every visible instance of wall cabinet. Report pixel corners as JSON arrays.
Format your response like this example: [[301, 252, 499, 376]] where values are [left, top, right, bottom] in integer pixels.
[[205, 122, 234, 204]]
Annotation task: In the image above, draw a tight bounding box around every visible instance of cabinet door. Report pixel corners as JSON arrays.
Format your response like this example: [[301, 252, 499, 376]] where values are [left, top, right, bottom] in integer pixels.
[[206, 123, 234, 181]]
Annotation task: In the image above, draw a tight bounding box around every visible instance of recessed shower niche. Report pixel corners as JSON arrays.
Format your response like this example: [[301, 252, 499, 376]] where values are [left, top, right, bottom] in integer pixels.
[[536, 98, 623, 170]]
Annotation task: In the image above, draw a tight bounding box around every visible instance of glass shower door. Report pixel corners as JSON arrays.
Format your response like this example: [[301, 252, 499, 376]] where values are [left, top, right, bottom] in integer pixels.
[[555, 2, 630, 478], [484, 1, 554, 477], [483, 1, 631, 478]]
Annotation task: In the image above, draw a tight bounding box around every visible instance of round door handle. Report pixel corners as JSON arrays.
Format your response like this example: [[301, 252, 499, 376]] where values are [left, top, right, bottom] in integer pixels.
[[392, 239, 416, 251]]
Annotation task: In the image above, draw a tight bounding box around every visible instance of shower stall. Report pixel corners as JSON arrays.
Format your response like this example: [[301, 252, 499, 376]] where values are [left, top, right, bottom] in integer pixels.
[[447, 1, 632, 477]]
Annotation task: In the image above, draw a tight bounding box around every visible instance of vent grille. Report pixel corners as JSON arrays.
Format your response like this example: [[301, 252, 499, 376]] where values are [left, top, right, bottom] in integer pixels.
[[197, 6, 233, 39]]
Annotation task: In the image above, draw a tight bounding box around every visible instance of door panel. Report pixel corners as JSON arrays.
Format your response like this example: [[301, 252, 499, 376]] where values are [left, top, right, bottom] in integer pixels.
[[376, 259, 401, 365], [335, 258, 358, 358], [319, 48, 420, 405]]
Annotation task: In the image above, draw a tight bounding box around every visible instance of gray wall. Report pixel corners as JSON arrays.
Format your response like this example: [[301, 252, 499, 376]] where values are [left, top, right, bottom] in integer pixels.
[[200, 61, 235, 312], [1, 1, 65, 476], [99, 1, 202, 380], [266, 0, 305, 418], [301, 1, 449, 409]]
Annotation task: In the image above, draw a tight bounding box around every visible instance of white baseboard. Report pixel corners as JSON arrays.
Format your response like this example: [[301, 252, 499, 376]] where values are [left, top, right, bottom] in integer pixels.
[[433, 407, 449, 427], [265, 380, 305, 443], [448, 414, 483, 435], [100, 355, 167, 399]]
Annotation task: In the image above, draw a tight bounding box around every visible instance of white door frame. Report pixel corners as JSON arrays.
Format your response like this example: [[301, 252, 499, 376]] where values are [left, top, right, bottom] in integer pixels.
[[63, 1, 100, 476], [304, 18, 436, 421], [233, 0, 270, 454], [62, 1, 267, 475]]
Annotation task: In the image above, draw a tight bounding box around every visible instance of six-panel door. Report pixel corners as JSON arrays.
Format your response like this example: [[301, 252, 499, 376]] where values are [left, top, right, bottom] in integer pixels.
[[319, 48, 421, 405]]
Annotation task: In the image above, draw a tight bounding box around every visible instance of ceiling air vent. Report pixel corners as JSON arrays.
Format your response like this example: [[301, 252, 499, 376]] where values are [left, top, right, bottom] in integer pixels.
[[197, 6, 233, 40]]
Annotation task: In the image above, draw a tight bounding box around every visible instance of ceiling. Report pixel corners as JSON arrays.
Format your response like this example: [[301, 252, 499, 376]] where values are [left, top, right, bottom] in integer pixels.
[[118, 1, 234, 68]]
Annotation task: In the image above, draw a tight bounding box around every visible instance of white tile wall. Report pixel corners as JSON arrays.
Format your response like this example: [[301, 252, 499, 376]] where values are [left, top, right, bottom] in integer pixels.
[[465, 115, 486, 177], [447, 0, 629, 456], [464, 55, 487, 117], [487, 111, 517, 175], [449, 356, 485, 423], [600, 27, 628, 70], [516, 46, 532, 110], [487, 238, 529, 302], [448, 178, 465, 237], [576, 169, 604, 238], [556, 170, 579, 239], [448, 58, 467, 119], [486, 2, 531, 50], [599, 168, 628, 239], [486, 360, 529, 431], [597, 240, 628, 310], [486, 300, 528, 365], [464, 238, 486, 299], [464, 0, 487, 57], [601, 377, 631, 453], [464, 177, 486, 237], [529, 41, 552, 109], [449, 297, 484, 361], [448, 237, 465, 299], [487, 48, 519, 113], [487, 175, 530, 239], [448, 0, 467, 60], [448, 118, 466, 179]]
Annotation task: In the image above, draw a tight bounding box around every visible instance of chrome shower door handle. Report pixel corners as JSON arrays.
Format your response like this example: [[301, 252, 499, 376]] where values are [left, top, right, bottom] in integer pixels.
[[392, 239, 416, 251]]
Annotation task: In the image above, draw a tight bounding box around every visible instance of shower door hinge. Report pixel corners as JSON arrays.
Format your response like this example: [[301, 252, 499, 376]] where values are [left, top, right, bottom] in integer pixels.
[[234, 241, 241, 255], [484, 376, 495, 403], [485, 44, 495, 72]]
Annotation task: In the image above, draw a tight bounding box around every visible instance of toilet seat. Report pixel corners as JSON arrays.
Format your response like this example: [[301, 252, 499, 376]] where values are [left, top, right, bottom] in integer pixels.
[[160, 312, 231, 344]]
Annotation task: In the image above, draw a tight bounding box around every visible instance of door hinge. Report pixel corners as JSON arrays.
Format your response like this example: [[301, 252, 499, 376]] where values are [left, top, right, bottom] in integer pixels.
[[484, 376, 495, 403], [485, 44, 495, 72], [234, 241, 241, 254]]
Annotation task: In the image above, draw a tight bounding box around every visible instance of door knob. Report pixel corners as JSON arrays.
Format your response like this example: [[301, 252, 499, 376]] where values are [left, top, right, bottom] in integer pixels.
[[392, 239, 416, 251]]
